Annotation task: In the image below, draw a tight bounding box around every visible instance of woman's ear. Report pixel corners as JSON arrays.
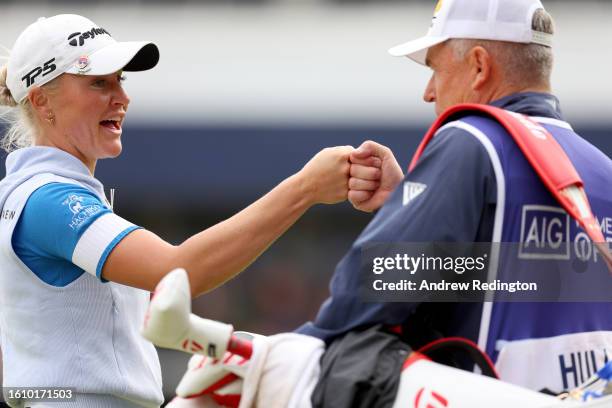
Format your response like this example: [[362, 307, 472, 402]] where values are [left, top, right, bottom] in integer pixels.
[[27, 86, 53, 123]]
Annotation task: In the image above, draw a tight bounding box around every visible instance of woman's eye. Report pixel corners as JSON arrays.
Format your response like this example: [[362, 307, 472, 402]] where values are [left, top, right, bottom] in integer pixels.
[[93, 79, 105, 87]]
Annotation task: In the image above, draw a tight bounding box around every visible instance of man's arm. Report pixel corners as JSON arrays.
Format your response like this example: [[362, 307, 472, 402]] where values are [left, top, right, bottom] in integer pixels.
[[297, 127, 498, 341]]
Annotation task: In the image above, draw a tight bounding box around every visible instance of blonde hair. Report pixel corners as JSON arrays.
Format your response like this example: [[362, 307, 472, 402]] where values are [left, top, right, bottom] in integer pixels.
[[0, 63, 38, 152]]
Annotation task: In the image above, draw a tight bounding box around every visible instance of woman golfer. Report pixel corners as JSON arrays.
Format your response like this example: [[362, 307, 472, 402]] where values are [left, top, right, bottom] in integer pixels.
[[0, 14, 380, 407]]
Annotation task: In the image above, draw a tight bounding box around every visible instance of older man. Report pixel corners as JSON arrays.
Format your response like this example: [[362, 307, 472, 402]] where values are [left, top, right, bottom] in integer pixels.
[[297, 0, 612, 394]]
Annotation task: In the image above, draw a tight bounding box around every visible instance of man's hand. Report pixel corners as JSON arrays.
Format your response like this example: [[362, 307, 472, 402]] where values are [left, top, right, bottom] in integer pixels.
[[348, 141, 404, 212]]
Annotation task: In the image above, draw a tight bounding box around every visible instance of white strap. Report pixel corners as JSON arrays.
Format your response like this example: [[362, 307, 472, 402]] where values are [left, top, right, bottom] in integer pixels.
[[531, 30, 553, 47]]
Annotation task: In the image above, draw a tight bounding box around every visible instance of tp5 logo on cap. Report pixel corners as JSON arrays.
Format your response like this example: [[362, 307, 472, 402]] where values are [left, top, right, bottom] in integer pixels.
[[21, 58, 56, 87]]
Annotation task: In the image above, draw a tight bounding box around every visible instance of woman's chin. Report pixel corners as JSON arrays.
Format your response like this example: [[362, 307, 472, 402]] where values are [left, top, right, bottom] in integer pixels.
[[102, 141, 123, 159]]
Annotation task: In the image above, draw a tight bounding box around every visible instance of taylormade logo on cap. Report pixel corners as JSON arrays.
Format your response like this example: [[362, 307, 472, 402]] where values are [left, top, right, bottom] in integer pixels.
[[6, 14, 159, 104], [388, 0, 553, 65], [67, 27, 111, 47]]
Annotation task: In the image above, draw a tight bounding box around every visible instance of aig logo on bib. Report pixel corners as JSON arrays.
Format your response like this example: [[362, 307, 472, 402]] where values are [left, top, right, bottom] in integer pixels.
[[519, 205, 570, 260]]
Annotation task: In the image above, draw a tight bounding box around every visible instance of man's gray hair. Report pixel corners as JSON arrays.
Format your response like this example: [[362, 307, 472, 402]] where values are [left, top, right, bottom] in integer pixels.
[[448, 9, 555, 87]]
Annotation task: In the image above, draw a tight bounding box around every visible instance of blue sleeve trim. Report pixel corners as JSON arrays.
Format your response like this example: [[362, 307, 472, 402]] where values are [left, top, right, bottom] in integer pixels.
[[95, 225, 141, 282], [13, 182, 112, 286]]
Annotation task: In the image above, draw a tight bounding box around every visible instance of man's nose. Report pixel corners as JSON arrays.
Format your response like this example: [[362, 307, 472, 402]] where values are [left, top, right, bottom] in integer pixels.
[[423, 75, 436, 103]]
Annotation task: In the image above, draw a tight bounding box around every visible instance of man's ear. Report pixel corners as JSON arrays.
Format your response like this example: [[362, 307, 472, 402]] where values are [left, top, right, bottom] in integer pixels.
[[467, 46, 492, 91]]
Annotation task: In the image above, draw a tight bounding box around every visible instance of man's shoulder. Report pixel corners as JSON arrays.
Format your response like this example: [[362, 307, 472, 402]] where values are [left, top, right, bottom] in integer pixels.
[[424, 117, 498, 161]]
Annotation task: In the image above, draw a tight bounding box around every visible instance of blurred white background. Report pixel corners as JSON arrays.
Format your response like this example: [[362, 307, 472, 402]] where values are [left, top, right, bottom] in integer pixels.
[[1, 1, 611, 403], [2, 1, 611, 127]]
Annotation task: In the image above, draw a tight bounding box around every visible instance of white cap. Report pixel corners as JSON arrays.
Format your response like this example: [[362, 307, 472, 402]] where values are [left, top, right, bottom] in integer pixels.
[[388, 0, 552, 65], [6, 14, 159, 103]]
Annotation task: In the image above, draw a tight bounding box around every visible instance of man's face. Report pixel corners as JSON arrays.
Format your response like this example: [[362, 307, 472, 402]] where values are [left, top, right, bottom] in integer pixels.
[[423, 42, 473, 116]]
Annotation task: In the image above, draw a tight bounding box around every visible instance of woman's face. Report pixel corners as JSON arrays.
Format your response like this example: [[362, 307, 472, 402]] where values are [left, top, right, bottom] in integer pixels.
[[45, 71, 130, 171]]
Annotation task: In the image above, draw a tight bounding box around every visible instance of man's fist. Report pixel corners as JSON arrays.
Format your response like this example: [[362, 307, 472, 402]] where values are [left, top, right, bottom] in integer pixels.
[[348, 141, 404, 212]]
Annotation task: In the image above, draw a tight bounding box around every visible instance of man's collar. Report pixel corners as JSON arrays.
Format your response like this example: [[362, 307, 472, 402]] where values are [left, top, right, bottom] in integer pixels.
[[490, 92, 564, 120]]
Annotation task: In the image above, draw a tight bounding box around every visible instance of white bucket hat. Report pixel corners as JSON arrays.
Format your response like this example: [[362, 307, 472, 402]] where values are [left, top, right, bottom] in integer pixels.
[[6, 14, 159, 103], [388, 0, 553, 65]]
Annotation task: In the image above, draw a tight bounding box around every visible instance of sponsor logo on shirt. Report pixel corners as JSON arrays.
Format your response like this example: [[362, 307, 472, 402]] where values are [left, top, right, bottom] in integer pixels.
[[519, 205, 612, 263], [1, 209, 15, 221], [62, 194, 102, 230], [403, 182, 427, 207], [519, 205, 570, 259]]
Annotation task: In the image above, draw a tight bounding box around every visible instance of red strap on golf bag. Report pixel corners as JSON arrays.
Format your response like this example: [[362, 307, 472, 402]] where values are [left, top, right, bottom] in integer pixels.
[[409, 103, 612, 273]]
